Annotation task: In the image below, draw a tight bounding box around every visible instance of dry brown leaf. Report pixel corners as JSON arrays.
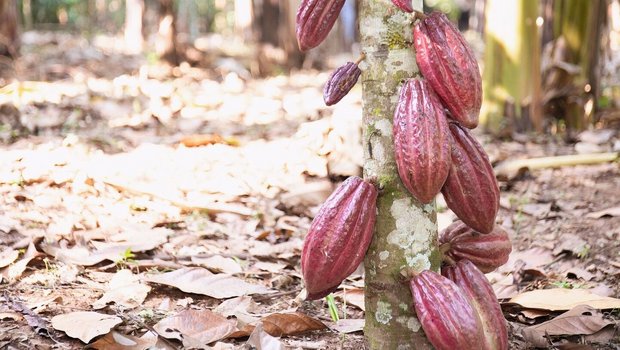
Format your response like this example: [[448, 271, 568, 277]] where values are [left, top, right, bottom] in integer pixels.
[[261, 312, 326, 337], [246, 323, 285, 350], [522, 305, 615, 348], [191, 255, 243, 274], [508, 288, 620, 311], [335, 288, 365, 311], [499, 246, 554, 274], [328, 319, 365, 334], [0, 249, 19, 268], [87, 331, 156, 350], [585, 206, 620, 218], [92, 269, 151, 310], [144, 267, 273, 299], [214, 296, 259, 317], [1, 242, 42, 281], [153, 309, 236, 348], [553, 233, 588, 256], [51, 311, 122, 343]]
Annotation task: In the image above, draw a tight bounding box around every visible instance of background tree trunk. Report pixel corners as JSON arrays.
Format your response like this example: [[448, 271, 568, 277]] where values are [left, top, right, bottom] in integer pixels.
[[124, 0, 144, 55], [360, 1, 438, 349], [157, 0, 179, 65], [547, 0, 605, 131], [480, 0, 542, 134], [0, 0, 20, 58]]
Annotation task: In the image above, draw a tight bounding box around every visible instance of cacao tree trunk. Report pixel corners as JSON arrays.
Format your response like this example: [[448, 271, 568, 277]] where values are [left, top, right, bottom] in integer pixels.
[[360, 1, 439, 348]]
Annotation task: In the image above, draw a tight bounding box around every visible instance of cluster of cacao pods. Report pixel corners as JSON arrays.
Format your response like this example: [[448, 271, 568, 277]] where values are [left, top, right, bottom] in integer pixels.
[[297, 2, 513, 348], [409, 221, 511, 350]]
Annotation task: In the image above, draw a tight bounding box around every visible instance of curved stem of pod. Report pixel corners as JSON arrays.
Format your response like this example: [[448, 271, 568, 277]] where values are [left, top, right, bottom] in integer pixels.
[[355, 53, 367, 65], [360, 1, 439, 349]]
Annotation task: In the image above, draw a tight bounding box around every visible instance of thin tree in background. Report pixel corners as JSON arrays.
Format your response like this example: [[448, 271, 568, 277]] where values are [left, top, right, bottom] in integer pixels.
[[360, 1, 437, 348], [481, 0, 542, 134], [157, 0, 179, 65], [0, 0, 20, 58], [125, 0, 144, 55]]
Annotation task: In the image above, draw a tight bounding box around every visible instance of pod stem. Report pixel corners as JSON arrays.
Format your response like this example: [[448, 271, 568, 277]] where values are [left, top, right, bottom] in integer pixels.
[[413, 10, 427, 21], [355, 52, 366, 65]]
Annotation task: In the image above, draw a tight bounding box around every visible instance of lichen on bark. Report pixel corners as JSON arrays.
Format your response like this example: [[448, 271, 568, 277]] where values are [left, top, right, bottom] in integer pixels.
[[360, 1, 440, 349]]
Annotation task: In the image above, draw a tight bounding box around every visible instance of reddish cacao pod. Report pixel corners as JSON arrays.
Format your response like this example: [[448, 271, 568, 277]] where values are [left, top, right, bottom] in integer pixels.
[[413, 11, 482, 129], [439, 220, 512, 273], [410, 270, 484, 350], [393, 78, 451, 203], [391, 0, 413, 12], [442, 123, 499, 234], [301, 176, 377, 300], [296, 0, 345, 52], [442, 260, 509, 350], [323, 62, 361, 106]]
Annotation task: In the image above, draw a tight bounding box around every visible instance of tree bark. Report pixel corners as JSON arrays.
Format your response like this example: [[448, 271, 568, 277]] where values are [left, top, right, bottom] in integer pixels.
[[0, 0, 19, 58], [124, 0, 144, 55], [360, 1, 439, 349], [157, 0, 179, 65]]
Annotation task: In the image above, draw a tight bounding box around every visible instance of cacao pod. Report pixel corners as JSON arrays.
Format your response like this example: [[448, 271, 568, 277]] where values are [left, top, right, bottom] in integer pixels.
[[296, 0, 345, 52], [442, 260, 509, 350], [439, 220, 512, 273], [410, 270, 484, 350], [393, 78, 451, 203], [391, 0, 413, 13], [323, 62, 361, 106], [301, 176, 377, 300], [442, 123, 499, 234], [413, 11, 482, 129]]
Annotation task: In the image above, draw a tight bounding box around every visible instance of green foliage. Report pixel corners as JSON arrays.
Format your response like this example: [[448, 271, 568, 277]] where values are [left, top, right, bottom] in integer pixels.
[[326, 294, 340, 322]]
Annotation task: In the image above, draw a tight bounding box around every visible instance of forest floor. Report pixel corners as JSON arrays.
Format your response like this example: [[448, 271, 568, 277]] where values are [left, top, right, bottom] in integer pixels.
[[0, 32, 619, 350]]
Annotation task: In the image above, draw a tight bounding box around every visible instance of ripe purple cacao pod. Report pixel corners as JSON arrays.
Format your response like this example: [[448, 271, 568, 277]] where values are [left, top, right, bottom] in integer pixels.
[[301, 176, 377, 300], [393, 78, 451, 203], [410, 270, 484, 350], [442, 123, 499, 234], [439, 220, 512, 273], [323, 62, 361, 106], [413, 11, 482, 129], [296, 0, 345, 52], [442, 260, 509, 350], [391, 0, 413, 12]]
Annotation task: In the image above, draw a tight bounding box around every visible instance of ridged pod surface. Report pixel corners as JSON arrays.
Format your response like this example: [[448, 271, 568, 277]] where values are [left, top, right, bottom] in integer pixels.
[[410, 270, 484, 350], [393, 78, 451, 203], [323, 62, 361, 106], [391, 0, 413, 12], [296, 0, 345, 52], [301, 176, 377, 300], [413, 11, 482, 129], [442, 260, 509, 350], [439, 220, 512, 273], [442, 123, 499, 234]]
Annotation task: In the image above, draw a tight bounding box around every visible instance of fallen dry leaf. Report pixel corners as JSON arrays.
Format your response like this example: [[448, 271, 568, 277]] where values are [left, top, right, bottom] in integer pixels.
[[261, 312, 326, 337], [335, 288, 365, 311], [585, 206, 620, 218], [92, 269, 151, 310], [522, 305, 615, 348], [153, 309, 236, 348], [328, 319, 365, 333], [0, 249, 19, 268], [51, 311, 122, 343], [246, 323, 285, 350], [88, 331, 157, 350], [214, 296, 259, 317], [508, 288, 620, 311], [499, 246, 555, 274], [191, 255, 243, 274], [5, 294, 50, 335], [553, 233, 588, 256], [1, 242, 42, 281], [144, 267, 273, 299]]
